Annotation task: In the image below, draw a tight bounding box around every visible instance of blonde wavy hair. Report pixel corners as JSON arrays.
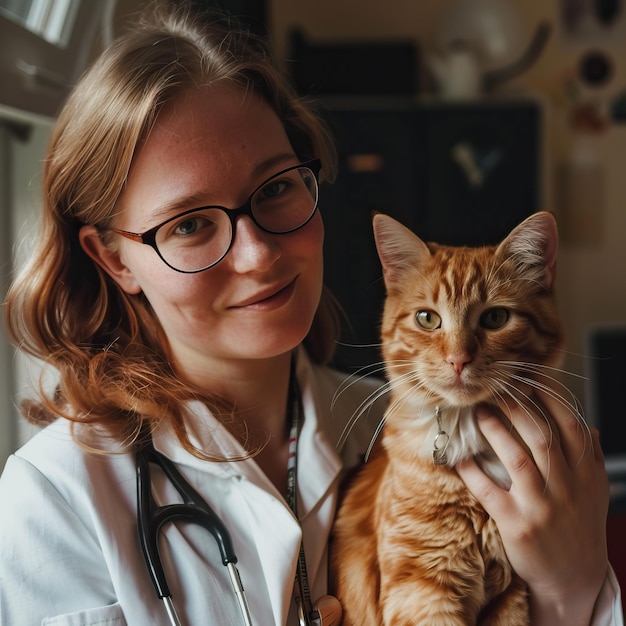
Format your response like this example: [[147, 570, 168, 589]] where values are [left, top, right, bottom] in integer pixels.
[[4, 1, 339, 457]]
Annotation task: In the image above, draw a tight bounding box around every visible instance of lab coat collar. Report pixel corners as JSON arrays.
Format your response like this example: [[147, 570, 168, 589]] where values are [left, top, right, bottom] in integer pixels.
[[151, 347, 343, 513]]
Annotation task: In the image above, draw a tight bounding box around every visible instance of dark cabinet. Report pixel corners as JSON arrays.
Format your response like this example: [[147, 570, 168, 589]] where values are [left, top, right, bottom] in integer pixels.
[[318, 99, 543, 373]]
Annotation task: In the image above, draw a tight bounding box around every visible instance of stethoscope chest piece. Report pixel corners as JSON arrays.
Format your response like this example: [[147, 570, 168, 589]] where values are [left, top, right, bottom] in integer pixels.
[[313, 595, 342, 626]]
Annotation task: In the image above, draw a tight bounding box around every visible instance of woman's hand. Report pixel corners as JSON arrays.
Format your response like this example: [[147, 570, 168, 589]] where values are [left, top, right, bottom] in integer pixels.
[[456, 390, 610, 626]]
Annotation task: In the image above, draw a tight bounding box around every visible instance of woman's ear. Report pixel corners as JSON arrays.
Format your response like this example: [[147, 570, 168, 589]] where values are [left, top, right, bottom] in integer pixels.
[[79, 225, 142, 294]]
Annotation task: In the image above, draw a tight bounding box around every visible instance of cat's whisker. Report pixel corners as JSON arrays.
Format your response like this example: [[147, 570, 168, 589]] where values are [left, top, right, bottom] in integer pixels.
[[482, 380, 515, 418], [484, 376, 544, 432], [380, 370, 425, 413], [497, 361, 583, 404], [334, 340, 384, 350], [499, 359, 588, 385], [336, 377, 392, 451], [364, 380, 436, 462], [490, 375, 556, 446], [489, 377, 557, 486], [335, 364, 423, 450], [512, 374, 582, 421], [492, 363, 594, 467], [364, 417, 386, 462], [496, 362, 589, 429], [363, 371, 433, 461], [494, 369, 595, 482], [495, 369, 592, 462], [332, 362, 389, 409]]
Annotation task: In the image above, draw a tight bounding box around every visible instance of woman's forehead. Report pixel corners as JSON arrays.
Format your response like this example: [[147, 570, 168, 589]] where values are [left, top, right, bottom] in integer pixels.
[[118, 83, 295, 228]]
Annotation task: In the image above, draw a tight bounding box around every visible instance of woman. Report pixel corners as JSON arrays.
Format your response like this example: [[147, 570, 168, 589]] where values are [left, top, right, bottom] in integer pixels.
[[0, 3, 621, 625]]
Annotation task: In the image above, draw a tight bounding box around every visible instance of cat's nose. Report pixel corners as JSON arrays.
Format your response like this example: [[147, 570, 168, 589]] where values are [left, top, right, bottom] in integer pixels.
[[447, 353, 471, 375]]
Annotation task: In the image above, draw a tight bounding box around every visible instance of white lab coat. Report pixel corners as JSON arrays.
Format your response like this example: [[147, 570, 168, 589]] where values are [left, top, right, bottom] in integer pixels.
[[0, 349, 623, 625]]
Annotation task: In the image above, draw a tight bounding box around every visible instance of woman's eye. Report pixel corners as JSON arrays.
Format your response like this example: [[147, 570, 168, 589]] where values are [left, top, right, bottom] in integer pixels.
[[258, 180, 288, 202], [480, 307, 510, 329], [171, 214, 215, 237], [415, 310, 442, 330], [174, 217, 200, 236]]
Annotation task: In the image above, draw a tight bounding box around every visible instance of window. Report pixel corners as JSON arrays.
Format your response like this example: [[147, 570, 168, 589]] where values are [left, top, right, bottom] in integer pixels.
[[0, 0, 111, 118], [0, 0, 79, 47]]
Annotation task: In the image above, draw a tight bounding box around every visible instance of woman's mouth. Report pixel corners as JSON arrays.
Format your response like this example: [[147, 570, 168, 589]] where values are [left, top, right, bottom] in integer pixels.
[[231, 278, 297, 311]]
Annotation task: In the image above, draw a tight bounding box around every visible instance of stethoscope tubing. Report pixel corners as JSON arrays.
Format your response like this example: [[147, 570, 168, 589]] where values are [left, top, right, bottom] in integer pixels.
[[136, 439, 253, 626]]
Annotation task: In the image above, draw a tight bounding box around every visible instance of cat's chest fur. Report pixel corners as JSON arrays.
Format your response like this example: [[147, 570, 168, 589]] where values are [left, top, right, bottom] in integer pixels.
[[379, 418, 492, 538], [386, 399, 514, 489], [379, 407, 502, 558]]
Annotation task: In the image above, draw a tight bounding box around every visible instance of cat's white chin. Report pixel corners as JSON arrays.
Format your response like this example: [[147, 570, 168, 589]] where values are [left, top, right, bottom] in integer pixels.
[[439, 388, 492, 408], [431, 373, 493, 406]]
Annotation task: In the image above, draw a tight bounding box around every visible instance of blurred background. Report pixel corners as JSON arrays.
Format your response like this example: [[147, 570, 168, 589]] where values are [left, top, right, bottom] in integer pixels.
[[0, 0, 625, 521]]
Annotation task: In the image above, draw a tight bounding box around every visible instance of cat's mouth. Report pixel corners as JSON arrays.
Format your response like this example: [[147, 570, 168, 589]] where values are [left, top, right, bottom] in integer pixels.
[[438, 375, 491, 405]]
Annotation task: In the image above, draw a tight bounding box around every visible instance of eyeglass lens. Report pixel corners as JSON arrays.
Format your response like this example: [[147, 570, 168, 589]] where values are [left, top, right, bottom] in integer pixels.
[[154, 165, 318, 273]]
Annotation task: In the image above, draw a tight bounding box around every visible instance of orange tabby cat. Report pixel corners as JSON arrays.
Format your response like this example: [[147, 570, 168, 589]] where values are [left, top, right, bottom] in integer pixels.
[[331, 211, 570, 626]]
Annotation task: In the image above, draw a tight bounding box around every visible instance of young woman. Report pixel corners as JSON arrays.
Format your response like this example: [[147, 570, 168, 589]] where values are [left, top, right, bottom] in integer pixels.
[[0, 3, 621, 625]]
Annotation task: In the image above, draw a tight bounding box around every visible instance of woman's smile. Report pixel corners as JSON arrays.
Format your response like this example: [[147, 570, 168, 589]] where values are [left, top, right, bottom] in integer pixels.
[[229, 276, 298, 310]]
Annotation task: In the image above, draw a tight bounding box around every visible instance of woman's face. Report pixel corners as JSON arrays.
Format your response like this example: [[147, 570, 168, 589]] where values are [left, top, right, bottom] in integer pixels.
[[81, 83, 324, 381]]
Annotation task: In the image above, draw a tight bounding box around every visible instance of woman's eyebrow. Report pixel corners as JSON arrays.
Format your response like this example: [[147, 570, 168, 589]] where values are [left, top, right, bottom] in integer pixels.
[[149, 192, 212, 223]]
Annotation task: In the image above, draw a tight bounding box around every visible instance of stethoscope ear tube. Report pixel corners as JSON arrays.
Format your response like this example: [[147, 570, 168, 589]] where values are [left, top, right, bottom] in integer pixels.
[[136, 446, 172, 599], [227, 562, 253, 626], [136, 441, 253, 625]]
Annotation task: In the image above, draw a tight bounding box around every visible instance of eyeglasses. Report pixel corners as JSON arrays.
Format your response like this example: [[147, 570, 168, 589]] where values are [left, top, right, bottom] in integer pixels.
[[111, 159, 321, 273]]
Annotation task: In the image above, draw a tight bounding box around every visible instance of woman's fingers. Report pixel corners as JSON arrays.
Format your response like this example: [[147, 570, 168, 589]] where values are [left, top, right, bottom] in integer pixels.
[[537, 386, 602, 469], [455, 454, 509, 520], [474, 403, 548, 494], [457, 401, 610, 619], [493, 384, 593, 486]]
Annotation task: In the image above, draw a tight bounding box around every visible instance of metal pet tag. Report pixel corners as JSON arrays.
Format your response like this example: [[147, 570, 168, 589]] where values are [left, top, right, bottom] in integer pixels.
[[432, 406, 450, 465]]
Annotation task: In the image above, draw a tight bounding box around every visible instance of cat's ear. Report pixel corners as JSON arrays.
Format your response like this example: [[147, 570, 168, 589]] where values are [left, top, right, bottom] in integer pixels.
[[373, 213, 431, 288], [497, 211, 558, 291]]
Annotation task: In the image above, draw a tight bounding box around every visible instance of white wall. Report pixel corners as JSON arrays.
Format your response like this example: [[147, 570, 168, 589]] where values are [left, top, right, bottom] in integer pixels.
[[0, 105, 53, 469]]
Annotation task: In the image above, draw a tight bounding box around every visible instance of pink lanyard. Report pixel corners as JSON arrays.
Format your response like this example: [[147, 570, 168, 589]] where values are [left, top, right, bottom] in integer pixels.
[[285, 360, 314, 625], [285, 360, 343, 626]]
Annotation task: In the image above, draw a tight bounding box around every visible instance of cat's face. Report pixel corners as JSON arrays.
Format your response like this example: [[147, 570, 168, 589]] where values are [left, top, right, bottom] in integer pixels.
[[373, 212, 564, 410]]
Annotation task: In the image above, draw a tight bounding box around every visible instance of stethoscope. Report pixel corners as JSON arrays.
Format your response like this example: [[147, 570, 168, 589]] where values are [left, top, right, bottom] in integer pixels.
[[134, 360, 342, 626], [135, 438, 253, 626]]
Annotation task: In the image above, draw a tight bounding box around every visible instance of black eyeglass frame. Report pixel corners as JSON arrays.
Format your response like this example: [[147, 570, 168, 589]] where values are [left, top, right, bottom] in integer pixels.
[[110, 158, 321, 274]]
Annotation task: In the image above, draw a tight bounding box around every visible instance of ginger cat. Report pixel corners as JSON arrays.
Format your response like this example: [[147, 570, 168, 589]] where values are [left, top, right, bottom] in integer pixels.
[[332, 211, 574, 626]]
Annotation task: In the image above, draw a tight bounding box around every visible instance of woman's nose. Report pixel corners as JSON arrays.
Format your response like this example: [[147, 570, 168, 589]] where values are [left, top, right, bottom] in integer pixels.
[[229, 216, 281, 273]]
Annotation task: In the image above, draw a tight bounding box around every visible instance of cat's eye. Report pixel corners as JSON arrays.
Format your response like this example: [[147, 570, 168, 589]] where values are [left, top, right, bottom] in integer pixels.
[[480, 307, 510, 330], [415, 310, 442, 330]]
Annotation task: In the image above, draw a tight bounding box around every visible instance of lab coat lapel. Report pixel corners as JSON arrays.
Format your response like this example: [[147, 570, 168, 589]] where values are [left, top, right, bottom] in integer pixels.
[[237, 478, 302, 623], [293, 350, 343, 607], [295, 348, 343, 519]]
